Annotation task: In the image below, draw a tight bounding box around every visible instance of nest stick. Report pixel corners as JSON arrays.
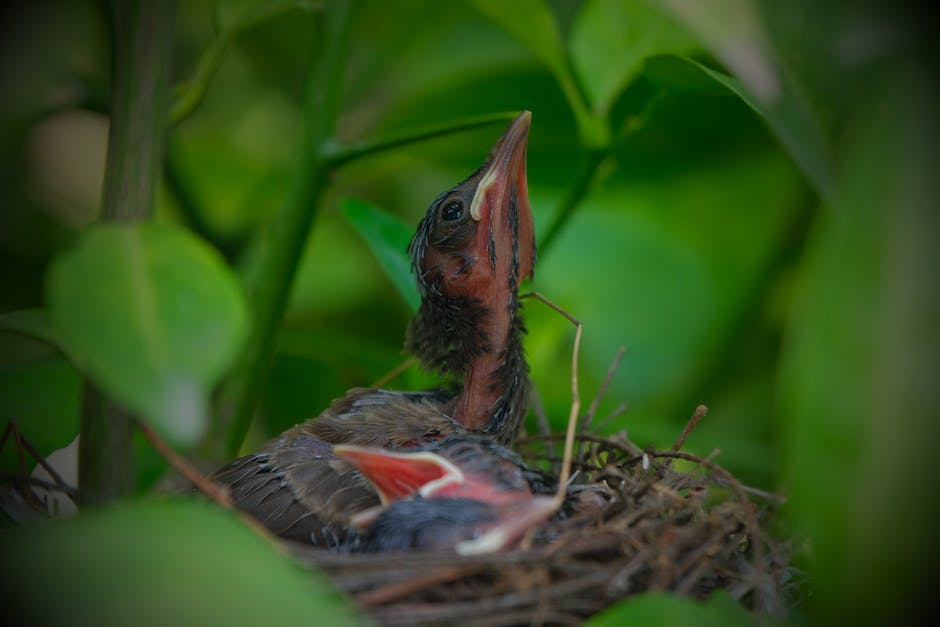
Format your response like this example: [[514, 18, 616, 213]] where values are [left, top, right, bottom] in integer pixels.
[[358, 565, 481, 607], [5, 422, 74, 490], [0, 472, 80, 499], [671, 404, 708, 452], [581, 346, 626, 433]]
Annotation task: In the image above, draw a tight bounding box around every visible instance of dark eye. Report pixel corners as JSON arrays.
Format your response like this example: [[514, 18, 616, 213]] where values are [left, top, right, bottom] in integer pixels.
[[441, 199, 464, 221]]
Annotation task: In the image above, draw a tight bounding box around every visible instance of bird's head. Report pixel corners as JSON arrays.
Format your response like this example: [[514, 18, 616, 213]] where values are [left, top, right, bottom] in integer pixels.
[[406, 111, 536, 378]]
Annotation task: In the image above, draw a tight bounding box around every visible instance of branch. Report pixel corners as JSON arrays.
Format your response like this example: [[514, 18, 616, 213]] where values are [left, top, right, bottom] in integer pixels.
[[325, 110, 520, 168], [213, 0, 357, 458], [79, 0, 176, 502]]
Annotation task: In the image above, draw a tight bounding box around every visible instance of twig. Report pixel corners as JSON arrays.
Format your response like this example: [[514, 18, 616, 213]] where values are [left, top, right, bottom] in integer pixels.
[[593, 402, 629, 433], [11, 424, 73, 492], [581, 346, 626, 432], [649, 450, 751, 507], [671, 404, 708, 452], [520, 292, 581, 508], [0, 473, 80, 500], [357, 565, 481, 607], [370, 356, 419, 389], [134, 419, 232, 508], [739, 484, 787, 504], [1, 422, 77, 505], [529, 389, 559, 466]]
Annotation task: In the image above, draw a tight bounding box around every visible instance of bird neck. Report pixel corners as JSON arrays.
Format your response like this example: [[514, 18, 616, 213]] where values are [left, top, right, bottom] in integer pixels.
[[451, 308, 528, 443], [406, 272, 529, 444]]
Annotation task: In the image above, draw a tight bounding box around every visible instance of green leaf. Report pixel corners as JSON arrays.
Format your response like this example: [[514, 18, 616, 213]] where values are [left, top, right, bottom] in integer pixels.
[[778, 75, 940, 625], [531, 149, 805, 455], [46, 223, 248, 446], [651, 0, 777, 102], [171, 0, 317, 125], [649, 1, 835, 194], [0, 498, 365, 627], [585, 591, 756, 627], [470, 0, 566, 75], [470, 0, 608, 147], [677, 56, 831, 198], [570, 0, 696, 114], [341, 198, 419, 313]]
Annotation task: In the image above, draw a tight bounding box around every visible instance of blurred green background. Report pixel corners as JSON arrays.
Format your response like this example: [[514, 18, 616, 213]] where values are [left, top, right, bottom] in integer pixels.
[[0, 1, 937, 625]]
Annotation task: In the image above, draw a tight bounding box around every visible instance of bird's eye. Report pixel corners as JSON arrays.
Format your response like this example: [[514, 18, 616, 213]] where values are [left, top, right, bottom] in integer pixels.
[[441, 199, 464, 221]]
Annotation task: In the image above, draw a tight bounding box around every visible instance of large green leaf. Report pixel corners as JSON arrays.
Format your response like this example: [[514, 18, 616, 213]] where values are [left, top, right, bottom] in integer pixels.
[[778, 74, 938, 624], [341, 197, 419, 312], [531, 148, 805, 460], [570, 0, 696, 115], [46, 223, 248, 446], [649, 0, 837, 195], [470, 0, 566, 78], [678, 56, 831, 198], [0, 498, 364, 626], [585, 591, 756, 627]]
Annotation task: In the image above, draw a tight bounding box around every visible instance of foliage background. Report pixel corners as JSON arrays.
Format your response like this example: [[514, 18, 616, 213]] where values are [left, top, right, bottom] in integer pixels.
[[0, 1, 937, 625]]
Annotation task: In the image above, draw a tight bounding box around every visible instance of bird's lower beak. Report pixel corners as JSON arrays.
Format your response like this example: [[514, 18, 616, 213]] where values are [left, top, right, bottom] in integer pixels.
[[334, 444, 464, 504]]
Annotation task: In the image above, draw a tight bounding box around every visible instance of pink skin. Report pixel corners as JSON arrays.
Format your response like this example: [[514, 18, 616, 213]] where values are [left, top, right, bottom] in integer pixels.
[[420, 112, 535, 431]]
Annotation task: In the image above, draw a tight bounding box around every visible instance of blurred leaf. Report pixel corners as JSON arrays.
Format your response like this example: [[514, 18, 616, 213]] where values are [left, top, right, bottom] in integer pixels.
[[341, 197, 419, 312], [642, 54, 737, 95], [0, 358, 80, 474], [0, 309, 61, 347], [470, 0, 566, 76], [649, 1, 836, 194], [0, 498, 365, 627], [171, 0, 317, 124], [533, 149, 805, 451], [651, 0, 778, 103], [678, 56, 831, 198], [570, 0, 696, 114], [585, 591, 756, 626], [46, 223, 248, 447], [470, 0, 607, 146], [778, 73, 939, 625]]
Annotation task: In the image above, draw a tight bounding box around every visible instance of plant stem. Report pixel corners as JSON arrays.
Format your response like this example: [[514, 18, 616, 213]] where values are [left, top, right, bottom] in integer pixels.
[[79, 0, 176, 503], [99, 1, 175, 223], [212, 1, 356, 458], [325, 110, 520, 168]]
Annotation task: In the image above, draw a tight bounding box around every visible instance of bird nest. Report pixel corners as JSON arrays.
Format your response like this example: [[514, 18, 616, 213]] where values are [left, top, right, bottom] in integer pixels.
[[289, 422, 792, 626]]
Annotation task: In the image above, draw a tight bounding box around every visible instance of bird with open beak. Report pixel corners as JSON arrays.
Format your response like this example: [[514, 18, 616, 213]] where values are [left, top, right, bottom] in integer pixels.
[[212, 112, 538, 547], [336, 435, 557, 554]]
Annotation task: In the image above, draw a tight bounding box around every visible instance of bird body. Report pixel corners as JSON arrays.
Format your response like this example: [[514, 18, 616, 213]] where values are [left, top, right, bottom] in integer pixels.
[[212, 112, 538, 548], [212, 388, 464, 545]]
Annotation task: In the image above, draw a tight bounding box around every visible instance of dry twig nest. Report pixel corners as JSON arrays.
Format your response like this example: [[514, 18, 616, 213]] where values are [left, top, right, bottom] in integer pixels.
[[289, 417, 791, 626]]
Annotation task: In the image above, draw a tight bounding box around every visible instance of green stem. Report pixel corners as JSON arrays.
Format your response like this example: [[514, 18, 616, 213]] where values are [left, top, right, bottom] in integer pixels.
[[212, 1, 356, 458], [99, 1, 175, 222], [79, 0, 176, 503], [538, 148, 606, 256], [326, 110, 520, 168]]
